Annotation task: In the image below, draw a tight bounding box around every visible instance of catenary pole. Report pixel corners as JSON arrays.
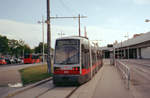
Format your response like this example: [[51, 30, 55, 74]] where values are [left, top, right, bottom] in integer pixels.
[[46, 0, 52, 73], [78, 14, 81, 36], [38, 16, 45, 65], [42, 16, 45, 64]]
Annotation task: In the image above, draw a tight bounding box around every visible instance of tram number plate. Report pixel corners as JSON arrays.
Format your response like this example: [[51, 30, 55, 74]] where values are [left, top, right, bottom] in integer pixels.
[[64, 71, 69, 74], [62, 66, 72, 70]]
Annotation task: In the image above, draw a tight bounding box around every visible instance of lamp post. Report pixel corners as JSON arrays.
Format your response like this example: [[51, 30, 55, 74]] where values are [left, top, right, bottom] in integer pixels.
[[38, 16, 45, 64], [145, 19, 150, 22]]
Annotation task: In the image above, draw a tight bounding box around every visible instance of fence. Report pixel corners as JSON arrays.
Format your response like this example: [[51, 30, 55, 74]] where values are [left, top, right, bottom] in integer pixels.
[[115, 60, 130, 89]]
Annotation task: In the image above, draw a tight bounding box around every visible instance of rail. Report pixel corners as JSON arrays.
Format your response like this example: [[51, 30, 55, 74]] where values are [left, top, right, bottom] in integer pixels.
[[115, 60, 130, 89]]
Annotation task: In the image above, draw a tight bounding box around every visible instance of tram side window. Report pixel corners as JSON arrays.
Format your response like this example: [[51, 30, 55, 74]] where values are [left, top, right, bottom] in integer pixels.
[[92, 51, 96, 65], [81, 44, 90, 69]]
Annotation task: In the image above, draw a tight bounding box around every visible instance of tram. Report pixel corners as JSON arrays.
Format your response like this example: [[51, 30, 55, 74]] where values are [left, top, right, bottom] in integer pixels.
[[53, 36, 103, 85]]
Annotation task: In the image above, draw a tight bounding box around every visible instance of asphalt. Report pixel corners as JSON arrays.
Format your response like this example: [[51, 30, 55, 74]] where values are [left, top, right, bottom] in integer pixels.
[[120, 59, 150, 98], [0, 63, 45, 98], [71, 59, 134, 98], [0, 63, 43, 85]]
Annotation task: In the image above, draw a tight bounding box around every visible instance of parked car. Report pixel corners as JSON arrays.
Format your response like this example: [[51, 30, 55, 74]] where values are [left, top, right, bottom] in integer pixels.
[[18, 58, 24, 64], [0, 58, 7, 65], [5, 58, 11, 64], [15, 58, 22, 64], [10, 58, 16, 64]]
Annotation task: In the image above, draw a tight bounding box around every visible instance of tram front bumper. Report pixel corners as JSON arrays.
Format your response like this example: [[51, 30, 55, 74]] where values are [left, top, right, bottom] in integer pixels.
[[53, 75, 80, 85]]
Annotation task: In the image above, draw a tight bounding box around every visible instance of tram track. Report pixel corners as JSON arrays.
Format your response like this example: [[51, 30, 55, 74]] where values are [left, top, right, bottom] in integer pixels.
[[36, 85, 80, 98], [35, 85, 80, 98], [7, 77, 81, 98], [35, 86, 55, 98], [65, 85, 80, 98], [6, 78, 53, 98]]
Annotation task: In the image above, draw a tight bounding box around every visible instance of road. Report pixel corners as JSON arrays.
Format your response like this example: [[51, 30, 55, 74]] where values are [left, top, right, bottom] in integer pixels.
[[0, 63, 43, 85], [120, 59, 150, 98], [0, 63, 44, 98]]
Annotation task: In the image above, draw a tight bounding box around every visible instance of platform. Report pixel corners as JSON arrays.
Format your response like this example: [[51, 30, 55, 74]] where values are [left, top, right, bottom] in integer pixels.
[[71, 59, 133, 98]]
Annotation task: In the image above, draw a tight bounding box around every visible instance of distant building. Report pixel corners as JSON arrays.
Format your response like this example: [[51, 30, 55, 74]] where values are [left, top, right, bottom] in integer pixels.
[[114, 32, 150, 59], [100, 32, 150, 59], [99, 46, 113, 58]]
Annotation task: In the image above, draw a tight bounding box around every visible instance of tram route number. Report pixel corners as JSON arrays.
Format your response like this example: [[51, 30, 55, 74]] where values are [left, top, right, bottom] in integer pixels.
[[61, 66, 72, 70]]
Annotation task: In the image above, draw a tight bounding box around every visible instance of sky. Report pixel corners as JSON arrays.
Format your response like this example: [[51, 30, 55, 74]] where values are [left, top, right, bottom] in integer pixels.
[[0, 0, 150, 48]]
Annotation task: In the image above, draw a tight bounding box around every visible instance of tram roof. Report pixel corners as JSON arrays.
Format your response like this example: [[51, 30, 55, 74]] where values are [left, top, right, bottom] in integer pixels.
[[114, 32, 150, 48], [56, 36, 89, 40]]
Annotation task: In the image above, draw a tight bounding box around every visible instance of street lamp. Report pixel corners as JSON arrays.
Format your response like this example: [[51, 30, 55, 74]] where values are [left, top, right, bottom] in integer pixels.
[[145, 19, 150, 22], [38, 16, 45, 64]]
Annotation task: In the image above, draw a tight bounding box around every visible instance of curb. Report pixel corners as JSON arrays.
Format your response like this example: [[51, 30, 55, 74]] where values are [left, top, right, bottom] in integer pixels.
[[5, 77, 52, 98]]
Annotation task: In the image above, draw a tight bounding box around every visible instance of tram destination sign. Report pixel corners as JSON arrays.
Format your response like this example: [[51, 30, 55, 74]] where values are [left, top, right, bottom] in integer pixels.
[[56, 39, 79, 46]]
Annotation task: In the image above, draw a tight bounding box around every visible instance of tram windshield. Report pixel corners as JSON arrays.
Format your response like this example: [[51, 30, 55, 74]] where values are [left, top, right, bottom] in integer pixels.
[[54, 39, 80, 65]]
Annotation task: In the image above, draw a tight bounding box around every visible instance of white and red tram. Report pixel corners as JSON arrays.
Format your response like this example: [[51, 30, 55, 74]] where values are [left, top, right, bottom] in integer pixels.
[[53, 36, 103, 85]]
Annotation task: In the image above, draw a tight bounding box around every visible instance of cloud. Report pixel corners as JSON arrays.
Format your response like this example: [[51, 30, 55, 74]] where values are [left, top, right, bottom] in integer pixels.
[[0, 19, 127, 48], [0, 19, 80, 48], [133, 0, 150, 5], [0, 19, 42, 48]]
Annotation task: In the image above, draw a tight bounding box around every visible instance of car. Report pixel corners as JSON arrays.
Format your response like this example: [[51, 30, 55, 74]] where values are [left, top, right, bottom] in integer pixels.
[[16, 58, 23, 64], [5, 58, 11, 64], [10, 58, 16, 64], [0, 58, 7, 65]]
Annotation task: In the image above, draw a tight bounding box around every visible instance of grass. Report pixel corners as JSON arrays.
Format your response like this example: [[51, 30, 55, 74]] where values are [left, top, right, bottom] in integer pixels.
[[19, 64, 52, 85]]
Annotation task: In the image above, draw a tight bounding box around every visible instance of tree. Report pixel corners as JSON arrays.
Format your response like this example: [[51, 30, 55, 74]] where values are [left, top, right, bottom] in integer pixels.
[[0, 34, 33, 57], [34, 42, 48, 54], [23, 44, 33, 55], [8, 39, 33, 57], [0, 35, 9, 55]]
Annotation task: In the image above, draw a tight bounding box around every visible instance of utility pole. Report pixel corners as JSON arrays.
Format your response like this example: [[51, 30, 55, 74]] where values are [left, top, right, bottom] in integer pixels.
[[84, 26, 87, 38], [46, 0, 52, 73], [38, 16, 45, 65], [78, 14, 81, 36]]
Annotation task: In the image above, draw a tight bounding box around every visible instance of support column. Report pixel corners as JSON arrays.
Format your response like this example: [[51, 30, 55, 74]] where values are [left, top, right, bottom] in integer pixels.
[[138, 48, 142, 59], [136, 48, 139, 59], [128, 48, 130, 59], [123, 49, 126, 59]]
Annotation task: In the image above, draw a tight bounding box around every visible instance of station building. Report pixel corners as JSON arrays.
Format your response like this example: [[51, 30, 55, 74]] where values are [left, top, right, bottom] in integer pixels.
[[100, 47, 113, 58], [101, 32, 150, 59], [114, 32, 150, 59]]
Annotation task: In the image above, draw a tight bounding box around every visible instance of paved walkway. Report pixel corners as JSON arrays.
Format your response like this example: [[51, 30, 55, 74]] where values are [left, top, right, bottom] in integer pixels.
[[93, 60, 133, 98], [71, 59, 133, 98]]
